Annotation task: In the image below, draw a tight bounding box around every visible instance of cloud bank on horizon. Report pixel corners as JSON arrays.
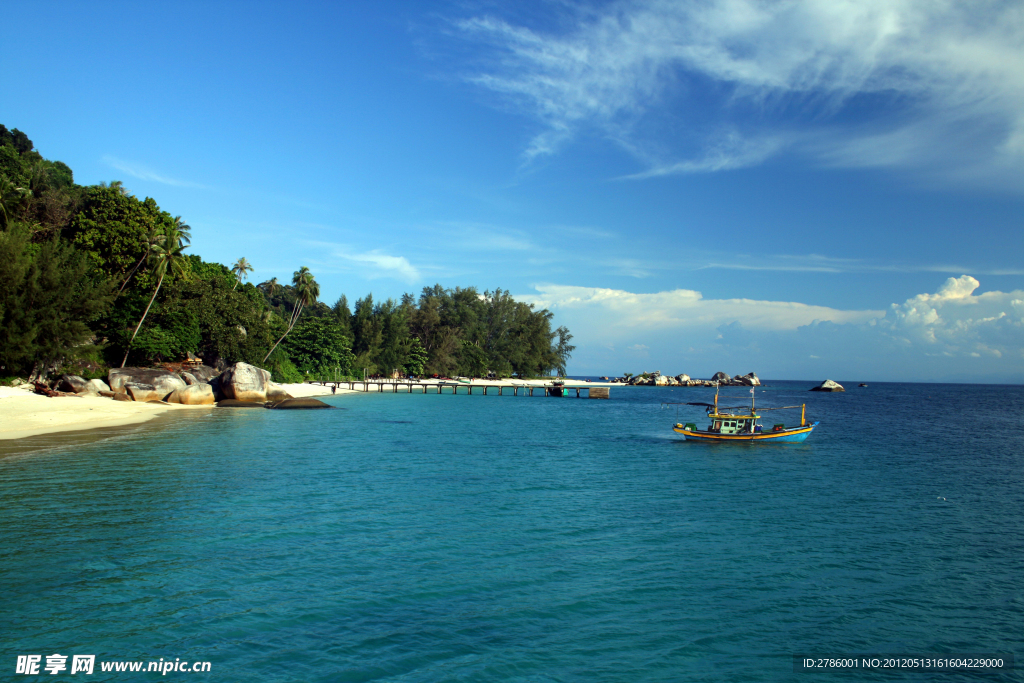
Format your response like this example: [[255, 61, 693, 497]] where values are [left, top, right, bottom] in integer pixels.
[[521, 276, 1024, 382], [457, 0, 1024, 187]]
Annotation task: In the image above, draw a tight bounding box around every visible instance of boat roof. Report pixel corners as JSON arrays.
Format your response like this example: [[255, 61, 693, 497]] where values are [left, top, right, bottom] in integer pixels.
[[710, 412, 759, 419]]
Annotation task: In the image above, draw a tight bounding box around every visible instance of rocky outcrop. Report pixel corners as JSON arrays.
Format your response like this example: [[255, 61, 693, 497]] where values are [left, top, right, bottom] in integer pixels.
[[188, 365, 219, 383], [217, 399, 267, 408], [87, 378, 111, 394], [168, 384, 216, 405], [218, 362, 271, 402], [109, 368, 187, 397], [125, 383, 162, 402], [810, 379, 845, 392], [271, 397, 331, 409], [266, 382, 293, 403], [57, 375, 90, 394], [712, 371, 731, 383], [732, 372, 761, 386], [180, 372, 199, 386]]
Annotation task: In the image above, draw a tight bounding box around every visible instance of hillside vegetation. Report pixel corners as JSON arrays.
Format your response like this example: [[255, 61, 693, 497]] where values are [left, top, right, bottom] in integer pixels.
[[0, 125, 573, 383]]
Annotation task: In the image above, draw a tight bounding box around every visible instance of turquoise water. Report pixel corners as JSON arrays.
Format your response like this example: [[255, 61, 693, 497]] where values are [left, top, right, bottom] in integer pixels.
[[2, 382, 1022, 681]]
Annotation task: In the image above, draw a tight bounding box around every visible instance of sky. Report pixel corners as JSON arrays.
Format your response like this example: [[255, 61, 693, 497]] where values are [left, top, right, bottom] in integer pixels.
[[3, 0, 1023, 382]]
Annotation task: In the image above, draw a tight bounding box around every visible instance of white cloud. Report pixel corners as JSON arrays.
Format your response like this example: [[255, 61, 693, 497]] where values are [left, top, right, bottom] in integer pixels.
[[518, 277, 1024, 381], [330, 249, 421, 283], [524, 283, 883, 333], [455, 0, 1024, 183], [102, 156, 208, 189]]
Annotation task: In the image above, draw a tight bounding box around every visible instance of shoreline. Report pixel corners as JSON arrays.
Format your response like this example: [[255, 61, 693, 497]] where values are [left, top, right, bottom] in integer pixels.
[[0, 382, 353, 442]]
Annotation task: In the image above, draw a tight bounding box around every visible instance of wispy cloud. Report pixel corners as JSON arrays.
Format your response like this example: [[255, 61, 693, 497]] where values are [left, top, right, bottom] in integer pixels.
[[102, 155, 209, 189], [453, 1, 1024, 184], [303, 241, 422, 283]]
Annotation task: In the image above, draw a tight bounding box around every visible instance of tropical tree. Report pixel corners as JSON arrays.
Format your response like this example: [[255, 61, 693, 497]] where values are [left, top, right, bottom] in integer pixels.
[[262, 266, 319, 362], [118, 224, 161, 293], [265, 277, 278, 297], [232, 257, 253, 290], [120, 234, 189, 367]]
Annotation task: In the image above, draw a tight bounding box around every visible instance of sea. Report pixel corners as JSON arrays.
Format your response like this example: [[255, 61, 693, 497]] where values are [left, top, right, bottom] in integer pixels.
[[1, 380, 1022, 682]]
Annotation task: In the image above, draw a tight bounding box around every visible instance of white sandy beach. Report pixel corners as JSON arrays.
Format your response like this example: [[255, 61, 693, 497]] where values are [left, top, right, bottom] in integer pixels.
[[0, 382, 352, 441], [0, 378, 610, 442]]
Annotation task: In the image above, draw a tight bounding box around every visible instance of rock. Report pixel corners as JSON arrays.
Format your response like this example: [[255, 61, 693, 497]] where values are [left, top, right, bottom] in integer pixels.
[[112, 392, 131, 401], [57, 375, 89, 393], [810, 379, 845, 392], [125, 383, 162, 402], [218, 362, 271, 403], [180, 371, 199, 385], [675, 374, 691, 383], [217, 399, 267, 408], [271, 397, 331, 409], [653, 374, 670, 385], [188, 365, 219, 383], [109, 368, 187, 397], [732, 372, 761, 386], [266, 382, 293, 403], [98, 390, 116, 398], [168, 384, 216, 405], [87, 378, 111, 393], [711, 371, 731, 383]]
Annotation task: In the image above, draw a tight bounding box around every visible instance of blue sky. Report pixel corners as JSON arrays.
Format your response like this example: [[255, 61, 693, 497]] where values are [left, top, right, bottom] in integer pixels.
[[4, 0, 1024, 382]]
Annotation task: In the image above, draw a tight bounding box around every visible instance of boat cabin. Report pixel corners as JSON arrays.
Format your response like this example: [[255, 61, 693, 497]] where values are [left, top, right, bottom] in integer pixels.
[[709, 415, 761, 434]]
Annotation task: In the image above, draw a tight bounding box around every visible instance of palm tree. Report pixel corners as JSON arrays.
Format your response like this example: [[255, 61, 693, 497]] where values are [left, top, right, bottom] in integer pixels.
[[119, 218, 190, 294], [262, 267, 319, 363], [232, 257, 253, 290], [120, 235, 189, 367], [118, 224, 161, 294], [265, 277, 279, 297]]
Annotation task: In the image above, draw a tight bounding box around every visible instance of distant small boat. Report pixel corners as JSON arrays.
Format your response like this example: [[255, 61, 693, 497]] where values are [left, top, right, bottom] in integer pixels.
[[671, 384, 818, 442], [859, 383, 868, 387], [548, 380, 565, 397]]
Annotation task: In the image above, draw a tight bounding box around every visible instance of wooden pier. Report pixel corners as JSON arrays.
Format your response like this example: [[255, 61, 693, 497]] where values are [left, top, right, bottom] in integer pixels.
[[311, 381, 610, 399]]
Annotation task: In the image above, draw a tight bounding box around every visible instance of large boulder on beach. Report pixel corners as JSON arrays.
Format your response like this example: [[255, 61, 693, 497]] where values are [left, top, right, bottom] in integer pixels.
[[188, 365, 219, 383], [266, 382, 293, 403], [271, 397, 331, 409], [217, 399, 267, 408], [711, 371, 731, 383], [168, 383, 216, 405], [733, 372, 761, 386], [810, 379, 845, 392], [109, 368, 186, 397], [57, 374, 89, 393], [125, 383, 162, 402], [87, 378, 111, 394], [218, 362, 271, 403], [180, 371, 199, 386]]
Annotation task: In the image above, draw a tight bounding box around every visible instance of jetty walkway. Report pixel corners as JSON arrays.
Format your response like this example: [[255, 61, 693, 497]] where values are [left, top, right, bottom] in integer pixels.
[[310, 380, 610, 398]]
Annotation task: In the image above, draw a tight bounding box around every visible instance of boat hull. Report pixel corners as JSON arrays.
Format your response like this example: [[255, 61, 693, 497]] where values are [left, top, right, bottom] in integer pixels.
[[673, 422, 818, 442]]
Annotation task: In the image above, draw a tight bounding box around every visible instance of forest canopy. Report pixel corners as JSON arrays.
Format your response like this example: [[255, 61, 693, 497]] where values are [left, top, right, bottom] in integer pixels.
[[0, 124, 573, 381]]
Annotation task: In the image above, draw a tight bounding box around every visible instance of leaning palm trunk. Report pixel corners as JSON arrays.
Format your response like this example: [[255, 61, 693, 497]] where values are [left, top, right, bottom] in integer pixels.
[[118, 255, 148, 294], [261, 301, 304, 363], [121, 272, 165, 368]]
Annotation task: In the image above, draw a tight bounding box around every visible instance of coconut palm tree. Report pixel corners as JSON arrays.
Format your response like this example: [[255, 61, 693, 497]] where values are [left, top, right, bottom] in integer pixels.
[[119, 218, 190, 294], [262, 267, 319, 363], [120, 235, 189, 367], [232, 257, 253, 290], [265, 277, 279, 297]]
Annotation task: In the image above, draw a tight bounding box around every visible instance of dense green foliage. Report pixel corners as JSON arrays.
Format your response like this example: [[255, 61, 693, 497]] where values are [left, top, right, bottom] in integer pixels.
[[0, 124, 573, 381]]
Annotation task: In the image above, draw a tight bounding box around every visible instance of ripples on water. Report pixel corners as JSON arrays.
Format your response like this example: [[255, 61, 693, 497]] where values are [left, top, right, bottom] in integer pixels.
[[1, 382, 1022, 681]]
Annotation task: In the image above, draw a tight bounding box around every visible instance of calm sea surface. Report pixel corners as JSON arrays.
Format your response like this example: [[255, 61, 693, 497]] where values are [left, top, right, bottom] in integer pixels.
[[2, 381, 1022, 681]]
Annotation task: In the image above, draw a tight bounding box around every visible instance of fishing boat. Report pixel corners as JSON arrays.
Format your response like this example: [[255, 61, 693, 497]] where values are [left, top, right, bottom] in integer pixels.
[[548, 380, 565, 397], [671, 385, 819, 442]]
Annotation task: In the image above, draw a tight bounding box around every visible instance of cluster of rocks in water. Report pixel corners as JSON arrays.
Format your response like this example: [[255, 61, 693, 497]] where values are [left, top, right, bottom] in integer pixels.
[[49, 362, 330, 409], [605, 371, 762, 387]]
